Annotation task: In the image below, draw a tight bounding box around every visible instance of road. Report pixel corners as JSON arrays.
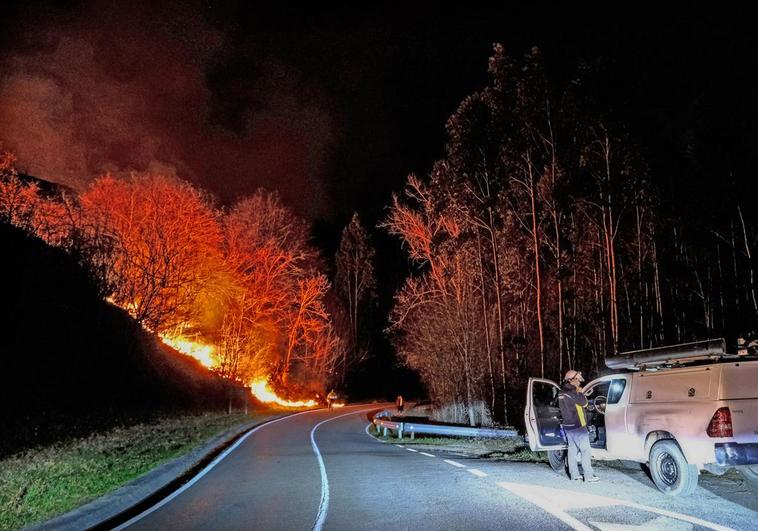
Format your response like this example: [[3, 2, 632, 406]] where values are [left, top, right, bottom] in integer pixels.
[[118, 404, 757, 530]]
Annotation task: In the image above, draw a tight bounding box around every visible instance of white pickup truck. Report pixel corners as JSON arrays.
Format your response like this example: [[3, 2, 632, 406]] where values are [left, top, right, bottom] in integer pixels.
[[524, 339, 758, 495]]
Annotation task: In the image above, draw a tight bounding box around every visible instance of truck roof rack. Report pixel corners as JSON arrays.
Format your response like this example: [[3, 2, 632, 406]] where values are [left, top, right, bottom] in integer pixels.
[[606, 338, 734, 371]]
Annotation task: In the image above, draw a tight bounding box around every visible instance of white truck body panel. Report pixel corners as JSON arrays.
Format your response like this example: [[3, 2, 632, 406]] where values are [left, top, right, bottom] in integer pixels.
[[525, 359, 758, 470]]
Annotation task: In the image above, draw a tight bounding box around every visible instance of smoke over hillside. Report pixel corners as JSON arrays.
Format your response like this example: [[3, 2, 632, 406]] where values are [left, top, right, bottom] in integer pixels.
[[0, 0, 337, 218]]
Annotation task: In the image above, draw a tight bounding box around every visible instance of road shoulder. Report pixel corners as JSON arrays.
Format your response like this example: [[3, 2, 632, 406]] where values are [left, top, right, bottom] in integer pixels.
[[25, 414, 285, 531]]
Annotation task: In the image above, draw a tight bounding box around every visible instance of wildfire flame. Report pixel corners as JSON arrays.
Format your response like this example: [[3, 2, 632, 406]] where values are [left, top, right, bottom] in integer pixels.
[[106, 299, 316, 407], [159, 333, 217, 368], [249, 377, 317, 408]]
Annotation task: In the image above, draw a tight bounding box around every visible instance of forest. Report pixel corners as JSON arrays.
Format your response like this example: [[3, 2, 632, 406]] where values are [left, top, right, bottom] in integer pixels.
[[383, 45, 758, 426]]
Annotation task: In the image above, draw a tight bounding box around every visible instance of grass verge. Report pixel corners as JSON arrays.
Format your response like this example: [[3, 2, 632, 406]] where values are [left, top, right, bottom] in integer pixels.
[[367, 423, 544, 462], [0, 410, 280, 530]]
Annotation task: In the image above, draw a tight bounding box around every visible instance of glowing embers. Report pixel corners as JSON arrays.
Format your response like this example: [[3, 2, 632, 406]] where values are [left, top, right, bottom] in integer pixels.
[[249, 377, 317, 408], [159, 333, 217, 368]]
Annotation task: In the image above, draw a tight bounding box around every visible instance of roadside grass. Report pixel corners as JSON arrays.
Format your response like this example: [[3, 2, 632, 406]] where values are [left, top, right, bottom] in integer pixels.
[[0, 410, 280, 531], [368, 423, 545, 462]]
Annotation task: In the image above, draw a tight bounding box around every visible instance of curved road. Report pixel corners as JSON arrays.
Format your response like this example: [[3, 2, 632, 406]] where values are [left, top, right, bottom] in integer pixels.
[[118, 404, 756, 530]]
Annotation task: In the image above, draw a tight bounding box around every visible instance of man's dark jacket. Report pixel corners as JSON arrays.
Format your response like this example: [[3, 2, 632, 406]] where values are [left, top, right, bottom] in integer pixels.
[[558, 382, 588, 431]]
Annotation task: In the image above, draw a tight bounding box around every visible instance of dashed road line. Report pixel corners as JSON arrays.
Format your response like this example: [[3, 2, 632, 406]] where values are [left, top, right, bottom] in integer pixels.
[[419, 452, 436, 458], [443, 459, 466, 468], [406, 448, 418, 453], [394, 444, 404, 448], [468, 469, 488, 477]]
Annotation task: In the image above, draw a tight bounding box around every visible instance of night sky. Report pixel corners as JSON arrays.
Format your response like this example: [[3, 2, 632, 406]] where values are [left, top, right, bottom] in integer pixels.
[[3, 4, 757, 227]]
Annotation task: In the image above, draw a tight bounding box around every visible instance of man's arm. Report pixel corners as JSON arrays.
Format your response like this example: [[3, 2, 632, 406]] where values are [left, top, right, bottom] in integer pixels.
[[573, 391, 588, 407]]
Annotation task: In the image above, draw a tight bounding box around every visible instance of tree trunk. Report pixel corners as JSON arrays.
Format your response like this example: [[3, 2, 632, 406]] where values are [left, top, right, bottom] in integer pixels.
[[487, 208, 508, 425], [477, 231, 496, 414], [527, 155, 545, 377]]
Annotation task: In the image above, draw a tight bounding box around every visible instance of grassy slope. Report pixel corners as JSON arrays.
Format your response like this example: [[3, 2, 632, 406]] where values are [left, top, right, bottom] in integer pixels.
[[0, 411, 278, 531]]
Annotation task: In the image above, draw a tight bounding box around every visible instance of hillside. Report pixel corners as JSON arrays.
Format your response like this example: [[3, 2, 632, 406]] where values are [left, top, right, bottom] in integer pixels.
[[0, 222, 243, 456]]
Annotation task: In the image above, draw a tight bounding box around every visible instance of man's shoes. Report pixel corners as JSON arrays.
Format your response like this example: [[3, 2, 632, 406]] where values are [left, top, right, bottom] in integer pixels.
[[584, 475, 600, 482], [570, 476, 581, 481]]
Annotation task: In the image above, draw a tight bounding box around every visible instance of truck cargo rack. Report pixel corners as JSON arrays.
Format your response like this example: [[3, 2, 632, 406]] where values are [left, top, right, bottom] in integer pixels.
[[605, 338, 751, 371]]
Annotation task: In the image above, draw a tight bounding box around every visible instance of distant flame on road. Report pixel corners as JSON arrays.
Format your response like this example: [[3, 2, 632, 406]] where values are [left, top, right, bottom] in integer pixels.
[[249, 377, 317, 408]]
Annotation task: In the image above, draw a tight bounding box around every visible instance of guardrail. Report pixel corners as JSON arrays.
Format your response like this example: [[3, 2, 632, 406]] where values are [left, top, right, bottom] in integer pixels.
[[373, 413, 518, 439]]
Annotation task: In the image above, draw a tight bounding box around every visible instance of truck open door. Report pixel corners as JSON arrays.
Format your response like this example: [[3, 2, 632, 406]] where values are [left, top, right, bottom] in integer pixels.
[[524, 378, 567, 451]]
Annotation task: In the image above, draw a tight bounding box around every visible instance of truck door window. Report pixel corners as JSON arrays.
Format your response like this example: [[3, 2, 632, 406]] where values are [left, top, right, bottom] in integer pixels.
[[607, 378, 627, 404], [534, 381, 559, 409], [531, 381, 565, 446]]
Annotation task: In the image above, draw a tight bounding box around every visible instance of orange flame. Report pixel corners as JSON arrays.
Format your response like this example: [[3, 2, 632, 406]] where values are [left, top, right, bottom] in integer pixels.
[[159, 333, 217, 368], [249, 377, 317, 408]]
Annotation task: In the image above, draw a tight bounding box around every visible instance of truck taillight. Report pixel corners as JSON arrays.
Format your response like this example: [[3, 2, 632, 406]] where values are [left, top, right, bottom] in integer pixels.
[[706, 407, 733, 438]]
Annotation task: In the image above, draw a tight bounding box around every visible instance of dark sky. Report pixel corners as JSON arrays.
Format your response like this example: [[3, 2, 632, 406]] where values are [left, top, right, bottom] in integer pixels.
[[2, 3, 757, 230]]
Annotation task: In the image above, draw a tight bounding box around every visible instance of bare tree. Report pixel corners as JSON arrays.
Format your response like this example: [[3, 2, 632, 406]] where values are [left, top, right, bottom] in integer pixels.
[[335, 213, 375, 383]]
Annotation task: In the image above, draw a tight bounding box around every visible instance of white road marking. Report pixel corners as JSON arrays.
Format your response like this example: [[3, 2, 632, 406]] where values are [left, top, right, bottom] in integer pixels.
[[497, 482, 592, 531], [589, 515, 692, 530], [497, 482, 734, 531], [621, 501, 732, 531], [395, 444, 404, 448], [311, 407, 379, 531], [467, 468, 488, 477], [443, 459, 466, 468], [114, 409, 319, 530], [419, 452, 436, 457], [406, 448, 418, 453]]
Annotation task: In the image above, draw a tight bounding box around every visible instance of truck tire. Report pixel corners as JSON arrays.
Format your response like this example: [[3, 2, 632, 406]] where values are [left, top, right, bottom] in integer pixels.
[[547, 449, 567, 474], [740, 465, 758, 489], [649, 440, 698, 496]]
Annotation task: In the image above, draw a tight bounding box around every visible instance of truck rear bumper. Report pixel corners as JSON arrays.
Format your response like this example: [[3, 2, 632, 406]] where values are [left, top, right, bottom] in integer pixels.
[[715, 443, 758, 466]]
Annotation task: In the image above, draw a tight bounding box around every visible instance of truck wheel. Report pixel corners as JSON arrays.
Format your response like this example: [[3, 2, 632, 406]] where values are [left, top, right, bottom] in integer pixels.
[[740, 465, 758, 489], [649, 440, 698, 496], [547, 449, 566, 474]]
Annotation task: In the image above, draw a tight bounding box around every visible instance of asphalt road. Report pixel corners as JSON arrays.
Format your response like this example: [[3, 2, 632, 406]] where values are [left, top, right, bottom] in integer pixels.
[[118, 405, 757, 531]]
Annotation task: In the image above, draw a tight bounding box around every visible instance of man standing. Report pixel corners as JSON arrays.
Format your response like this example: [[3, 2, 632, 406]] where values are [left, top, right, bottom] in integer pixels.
[[558, 370, 599, 482], [326, 389, 338, 410]]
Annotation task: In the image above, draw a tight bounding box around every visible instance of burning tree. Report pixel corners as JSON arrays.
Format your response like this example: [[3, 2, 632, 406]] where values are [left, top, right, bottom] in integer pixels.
[[222, 189, 339, 391], [0, 151, 39, 230], [80, 173, 224, 332]]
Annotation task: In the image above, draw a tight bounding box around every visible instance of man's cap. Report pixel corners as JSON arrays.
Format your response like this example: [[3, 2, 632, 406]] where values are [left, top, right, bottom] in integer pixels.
[[564, 370, 584, 382]]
